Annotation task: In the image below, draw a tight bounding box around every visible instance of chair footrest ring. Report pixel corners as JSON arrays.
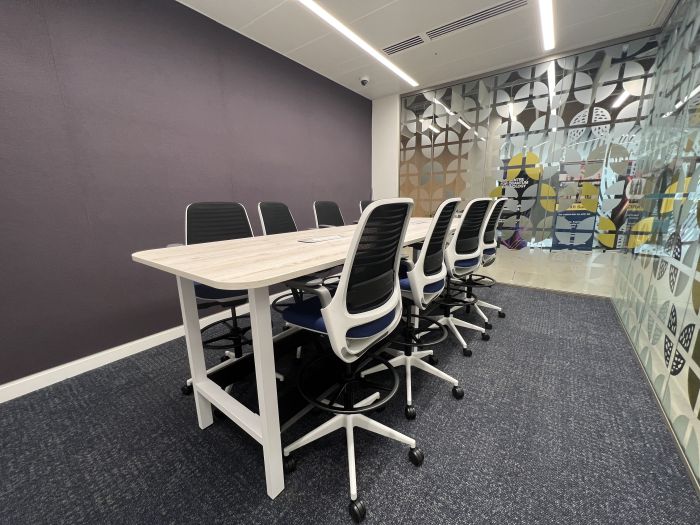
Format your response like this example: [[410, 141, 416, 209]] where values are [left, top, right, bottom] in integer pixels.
[[297, 354, 399, 414], [390, 314, 447, 348]]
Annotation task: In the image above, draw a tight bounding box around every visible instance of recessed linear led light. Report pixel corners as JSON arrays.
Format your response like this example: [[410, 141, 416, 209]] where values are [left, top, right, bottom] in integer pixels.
[[297, 0, 419, 87], [612, 91, 630, 108], [538, 0, 555, 51]]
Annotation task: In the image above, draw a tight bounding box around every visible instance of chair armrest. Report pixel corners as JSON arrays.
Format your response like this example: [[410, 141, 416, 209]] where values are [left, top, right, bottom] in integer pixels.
[[317, 224, 336, 228], [285, 278, 333, 306]]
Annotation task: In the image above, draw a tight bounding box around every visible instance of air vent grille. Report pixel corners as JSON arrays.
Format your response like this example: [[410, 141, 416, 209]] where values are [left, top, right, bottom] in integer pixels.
[[382, 35, 424, 55], [426, 0, 527, 40]]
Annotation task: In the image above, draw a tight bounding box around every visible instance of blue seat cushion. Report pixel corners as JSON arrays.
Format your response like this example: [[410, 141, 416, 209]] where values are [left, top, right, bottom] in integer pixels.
[[282, 296, 396, 338], [483, 248, 496, 255], [399, 277, 445, 294], [195, 283, 247, 301], [455, 257, 480, 268]]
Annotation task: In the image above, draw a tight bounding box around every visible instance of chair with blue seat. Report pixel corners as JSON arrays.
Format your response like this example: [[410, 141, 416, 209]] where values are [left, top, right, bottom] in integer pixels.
[[436, 197, 493, 355], [186, 202, 254, 356], [179, 202, 260, 394], [360, 197, 465, 420], [459, 197, 509, 326], [281, 198, 424, 523], [313, 200, 345, 228]]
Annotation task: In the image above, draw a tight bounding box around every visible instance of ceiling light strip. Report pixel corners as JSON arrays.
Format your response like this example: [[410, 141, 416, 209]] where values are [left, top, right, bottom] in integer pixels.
[[538, 0, 555, 51], [297, 0, 419, 87]]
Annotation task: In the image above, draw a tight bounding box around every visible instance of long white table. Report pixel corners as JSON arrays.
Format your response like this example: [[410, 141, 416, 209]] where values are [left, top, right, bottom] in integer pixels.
[[131, 218, 436, 499]]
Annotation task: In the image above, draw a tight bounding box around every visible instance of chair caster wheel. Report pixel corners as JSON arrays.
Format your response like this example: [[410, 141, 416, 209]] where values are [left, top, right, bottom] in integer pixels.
[[349, 499, 367, 523], [462, 347, 472, 357], [452, 386, 464, 399], [498, 311, 506, 318], [408, 447, 424, 466], [283, 456, 297, 474], [220, 355, 228, 363], [405, 405, 417, 420], [428, 354, 438, 365], [484, 322, 492, 330], [481, 333, 490, 341], [181, 384, 193, 395]]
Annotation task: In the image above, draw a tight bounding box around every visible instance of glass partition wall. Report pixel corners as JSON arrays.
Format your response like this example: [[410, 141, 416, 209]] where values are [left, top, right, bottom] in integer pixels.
[[612, 0, 700, 483], [399, 0, 700, 483], [400, 36, 658, 251]]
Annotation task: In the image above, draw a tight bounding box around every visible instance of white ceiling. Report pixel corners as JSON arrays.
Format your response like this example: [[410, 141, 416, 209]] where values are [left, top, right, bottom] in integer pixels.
[[177, 0, 676, 99]]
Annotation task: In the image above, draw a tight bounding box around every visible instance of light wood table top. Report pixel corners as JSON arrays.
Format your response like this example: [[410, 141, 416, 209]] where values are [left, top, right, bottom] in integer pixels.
[[132, 218, 437, 290]]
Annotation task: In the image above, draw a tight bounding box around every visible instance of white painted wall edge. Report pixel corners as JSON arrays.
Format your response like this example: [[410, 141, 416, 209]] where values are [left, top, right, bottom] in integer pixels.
[[371, 94, 400, 199], [0, 291, 286, 404]]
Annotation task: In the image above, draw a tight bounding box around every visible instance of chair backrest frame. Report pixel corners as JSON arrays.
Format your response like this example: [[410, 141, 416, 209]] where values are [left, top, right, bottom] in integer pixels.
[[258, 201, 298, 235], [405, 198, 460, 309], [313, 200, 345, 228], [185, 202, 253, 245], [444, 197, 492, 277], [481, 197, 508, 265], [321, 198, 413, 363]]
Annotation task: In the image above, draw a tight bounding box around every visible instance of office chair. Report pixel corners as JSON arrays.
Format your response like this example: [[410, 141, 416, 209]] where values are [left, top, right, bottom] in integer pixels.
[[361, 197, 464, 420], [359, 199, 373, 212], [313, 200, 345, 227], [436, 197, 492, 355], [458, 197, 509, 326], [178, 202, 254, 394], [258, 201, 298, 235], [281, 199, 424, 522]]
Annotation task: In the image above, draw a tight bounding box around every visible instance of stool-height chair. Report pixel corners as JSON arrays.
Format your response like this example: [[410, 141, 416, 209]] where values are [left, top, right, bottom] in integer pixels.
[[436, 197, 493, 355], [314, 200, 345, 228], [180, 202, 254, 394], [361, 197, 464, 420], [281, 199, 424, 523], [461, 197, 508, 326]]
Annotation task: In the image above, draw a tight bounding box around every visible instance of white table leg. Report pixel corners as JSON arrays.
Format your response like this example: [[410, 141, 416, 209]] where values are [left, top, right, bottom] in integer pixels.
[[176, 276, 213, 429], [248, 286, 285, 499]]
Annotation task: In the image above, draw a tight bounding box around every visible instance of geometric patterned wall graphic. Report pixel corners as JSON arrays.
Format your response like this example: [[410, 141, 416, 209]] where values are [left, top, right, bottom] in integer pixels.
[[400, 35, 658, 252], [402, 0, 700, 485], [611, 0, 700, 485]]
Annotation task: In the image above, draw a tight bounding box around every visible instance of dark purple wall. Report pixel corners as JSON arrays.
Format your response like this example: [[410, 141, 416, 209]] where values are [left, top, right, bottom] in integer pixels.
[[0, 0, 371, 384]]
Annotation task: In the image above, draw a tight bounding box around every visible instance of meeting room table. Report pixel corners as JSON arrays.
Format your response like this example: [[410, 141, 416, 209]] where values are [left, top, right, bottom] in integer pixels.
[[132, 217, 438, 499]]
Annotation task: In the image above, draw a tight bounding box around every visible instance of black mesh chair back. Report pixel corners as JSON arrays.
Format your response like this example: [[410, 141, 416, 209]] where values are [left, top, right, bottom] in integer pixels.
[[345, 201, 412, 314], [455, 199, 491, 255], [314, 200, 345, 227], [186, 202, 252, 245], [483, 198, 507, 245], [423, 199, 460, 276], [359, 200, 373, 212], [258, 201, 297, 235]]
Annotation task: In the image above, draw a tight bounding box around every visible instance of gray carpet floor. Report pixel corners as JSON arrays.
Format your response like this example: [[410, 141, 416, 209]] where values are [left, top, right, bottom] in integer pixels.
[[2, 285, 699, 524]]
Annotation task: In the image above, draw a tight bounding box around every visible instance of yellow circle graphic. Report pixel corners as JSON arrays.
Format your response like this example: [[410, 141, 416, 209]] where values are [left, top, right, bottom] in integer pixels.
[[539, 183, 557, 212], [597, 216, 617, 248], [627, 217, 654, 248], [660, 178, 691, 214], [580, 182, 600, 213], [506, 151, 542, 181]]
